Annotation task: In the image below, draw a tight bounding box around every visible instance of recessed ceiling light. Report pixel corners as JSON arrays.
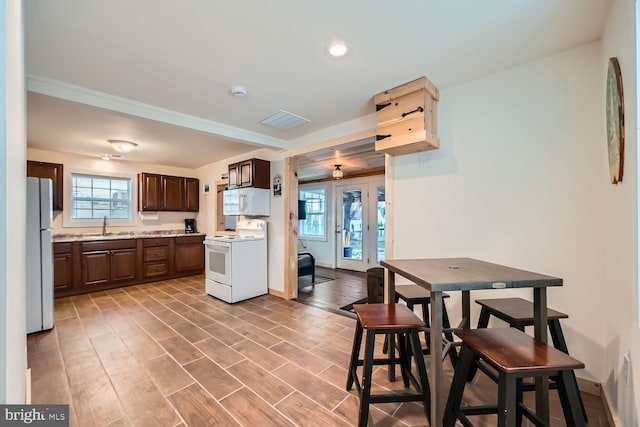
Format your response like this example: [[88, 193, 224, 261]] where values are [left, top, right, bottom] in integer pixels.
[[230, 85, 248, 97], [327, 40, 349, 58]]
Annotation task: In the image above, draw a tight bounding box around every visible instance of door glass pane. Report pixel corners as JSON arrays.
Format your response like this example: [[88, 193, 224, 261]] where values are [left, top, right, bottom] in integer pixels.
[[377, 186, 386, 262], [342, 189, 363, 260]]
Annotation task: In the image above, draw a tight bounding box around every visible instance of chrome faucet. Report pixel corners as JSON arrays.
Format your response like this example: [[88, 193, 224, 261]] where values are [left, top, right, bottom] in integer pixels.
[[102, 216, 109, 236]]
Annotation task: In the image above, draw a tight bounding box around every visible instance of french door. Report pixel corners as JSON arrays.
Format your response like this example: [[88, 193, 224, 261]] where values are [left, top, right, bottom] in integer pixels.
[[335, 180, 385, 272]]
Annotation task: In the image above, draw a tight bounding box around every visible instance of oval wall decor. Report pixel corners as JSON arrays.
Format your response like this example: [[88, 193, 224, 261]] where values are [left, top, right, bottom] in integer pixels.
[[606, 57, 624, 184]]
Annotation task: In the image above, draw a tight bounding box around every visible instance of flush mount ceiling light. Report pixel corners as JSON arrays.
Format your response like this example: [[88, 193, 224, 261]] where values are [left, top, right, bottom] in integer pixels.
[[327, 40, 349, 58], [332, 164, 344, 179], [108, 139, 138, 153], [230, 85, 248, 97]]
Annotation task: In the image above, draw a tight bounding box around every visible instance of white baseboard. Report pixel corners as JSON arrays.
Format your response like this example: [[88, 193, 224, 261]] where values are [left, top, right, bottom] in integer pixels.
[[576, 376, 619, 426], [600, 385, 621, 427], [315, 262, 333, 269], [268, 288, 286, 299]]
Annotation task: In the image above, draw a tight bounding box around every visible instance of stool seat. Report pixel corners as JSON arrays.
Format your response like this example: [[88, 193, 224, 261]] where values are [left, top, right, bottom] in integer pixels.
[[353, 303, 425, 330], [455, 328, 584, 374], [392, 285, 457, 366], [445, 328, 587, 427], [476, 297, 568, 325], [348, 303, 431, 426], [395, 285, 450, 303], [473, 297, 588, 423]]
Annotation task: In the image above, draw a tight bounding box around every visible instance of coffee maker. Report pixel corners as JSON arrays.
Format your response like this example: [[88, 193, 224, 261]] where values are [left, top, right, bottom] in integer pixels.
[[184, 218, 196, 233]]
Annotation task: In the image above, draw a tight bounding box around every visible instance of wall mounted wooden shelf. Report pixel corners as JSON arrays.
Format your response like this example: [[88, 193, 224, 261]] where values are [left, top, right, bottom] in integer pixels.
[[374, 76, 440, 156]]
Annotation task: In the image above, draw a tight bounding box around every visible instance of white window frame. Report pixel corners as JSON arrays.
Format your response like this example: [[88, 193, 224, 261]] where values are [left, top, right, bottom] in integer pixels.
[[299, 185, 328, 242], [64, 170, 136, 227]]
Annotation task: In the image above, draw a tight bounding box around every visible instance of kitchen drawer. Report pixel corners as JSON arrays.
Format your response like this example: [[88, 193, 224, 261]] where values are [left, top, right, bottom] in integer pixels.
[[81, 239, 136, 252], [144, 246, 168, 262], [143, 237, 170, 247], [54, 242, 72, 254], [143, 261, 169, 278], [175, 235, 204, 245]]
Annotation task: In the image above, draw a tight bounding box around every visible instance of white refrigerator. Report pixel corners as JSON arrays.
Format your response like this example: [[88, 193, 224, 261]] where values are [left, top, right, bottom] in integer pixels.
[[26, 177, 54, 334]]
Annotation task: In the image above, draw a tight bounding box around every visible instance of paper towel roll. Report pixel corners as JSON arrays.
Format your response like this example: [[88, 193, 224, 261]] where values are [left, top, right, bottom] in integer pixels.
[[138, 211, 160, 221]]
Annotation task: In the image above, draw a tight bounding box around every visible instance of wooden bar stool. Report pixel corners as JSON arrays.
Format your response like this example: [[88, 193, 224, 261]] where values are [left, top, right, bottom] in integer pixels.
[[346, 303, 430, 427], [395, 284, 458, 365], [474, 297, 587, 421], [444, 328, 586, 427]]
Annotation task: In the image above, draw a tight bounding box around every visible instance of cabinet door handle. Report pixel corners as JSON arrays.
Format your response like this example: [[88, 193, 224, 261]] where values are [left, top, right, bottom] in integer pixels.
[[401, 106, 424, 118], [376, 102, 392, 111]]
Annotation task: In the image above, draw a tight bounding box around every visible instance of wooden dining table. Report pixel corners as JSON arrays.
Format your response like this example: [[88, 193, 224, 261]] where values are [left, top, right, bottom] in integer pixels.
[[380, 257, 563, 427]]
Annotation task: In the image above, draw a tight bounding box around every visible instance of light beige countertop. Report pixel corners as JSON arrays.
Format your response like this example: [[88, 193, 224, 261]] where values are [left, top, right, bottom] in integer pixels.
[[52, 230, 205, 243]]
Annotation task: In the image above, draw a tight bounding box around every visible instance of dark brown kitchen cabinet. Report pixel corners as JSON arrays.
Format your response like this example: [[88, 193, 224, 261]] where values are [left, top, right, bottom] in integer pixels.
[[138, 173, 162, 211], [80, 240, 136, 290], [54, 235, 204, 298], [185, 178, 199, 211], [174, 235, 204, 274], [53, 243, 73, 293], [27, 160, 64, 210], [227, 158, 270, 189], [162, 175, 185, 211], [142, 238, 170, 279], [138, 173, 199, 212]]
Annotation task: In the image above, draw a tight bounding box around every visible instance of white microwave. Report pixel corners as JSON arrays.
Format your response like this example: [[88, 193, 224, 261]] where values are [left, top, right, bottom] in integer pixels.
[[223, 188, 270, 216]]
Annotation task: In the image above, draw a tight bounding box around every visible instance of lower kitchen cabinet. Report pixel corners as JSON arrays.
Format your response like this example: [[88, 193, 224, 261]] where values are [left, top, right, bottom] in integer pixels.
[[53, 243, 74, 293], [54, 235, 204, 297], [81, 251, 110, 288], [110, 248, 137, 283], [175, 235, 205, 274], [142, 238, 170, 279], [80, 240, 137, 290]]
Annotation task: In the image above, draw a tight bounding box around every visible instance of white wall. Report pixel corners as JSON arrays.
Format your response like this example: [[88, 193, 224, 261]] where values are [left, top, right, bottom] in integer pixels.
[[2, 0, 27, 403], [600, 0, 639, 424], [392, 42, 608, 384], [197, 148, 286, 292], [27, 148, 198, 234]]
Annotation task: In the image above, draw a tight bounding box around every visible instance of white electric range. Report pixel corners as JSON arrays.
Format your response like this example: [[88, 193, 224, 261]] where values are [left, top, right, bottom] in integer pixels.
[[203, 219, 267, 303]]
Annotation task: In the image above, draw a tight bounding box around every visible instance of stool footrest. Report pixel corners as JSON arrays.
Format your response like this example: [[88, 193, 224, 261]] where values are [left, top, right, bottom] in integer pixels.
[[354, 357, 405, 367], [370, 391, 427, 404]]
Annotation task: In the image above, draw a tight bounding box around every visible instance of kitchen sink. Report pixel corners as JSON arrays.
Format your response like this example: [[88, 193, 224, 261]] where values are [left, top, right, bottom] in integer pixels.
[[79, 231, 135, 239]]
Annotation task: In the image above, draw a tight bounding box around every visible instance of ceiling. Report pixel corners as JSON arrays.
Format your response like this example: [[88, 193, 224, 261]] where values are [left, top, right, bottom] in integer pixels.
[[25, 0, 612, 173]]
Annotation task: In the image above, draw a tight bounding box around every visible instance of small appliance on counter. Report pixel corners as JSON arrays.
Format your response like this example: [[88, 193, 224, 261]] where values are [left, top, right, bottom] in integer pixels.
[[185, 218, 196, 233]]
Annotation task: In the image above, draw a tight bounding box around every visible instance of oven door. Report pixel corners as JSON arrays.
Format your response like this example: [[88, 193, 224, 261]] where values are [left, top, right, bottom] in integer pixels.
[[204, 240, 231, 285]]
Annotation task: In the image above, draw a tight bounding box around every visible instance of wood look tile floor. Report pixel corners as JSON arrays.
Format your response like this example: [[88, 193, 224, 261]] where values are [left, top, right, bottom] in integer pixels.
[[28, 275, 609, 426]]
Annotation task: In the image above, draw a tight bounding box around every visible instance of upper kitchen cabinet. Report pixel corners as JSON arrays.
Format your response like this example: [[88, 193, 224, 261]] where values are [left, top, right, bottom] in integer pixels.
[[185, 178, 199, 212], [27, 160, 64, 210], [138, 173, 199, 212], [228, 158, 270, 189], [162, 175, 186, 211], [138, 173, 162, 211]]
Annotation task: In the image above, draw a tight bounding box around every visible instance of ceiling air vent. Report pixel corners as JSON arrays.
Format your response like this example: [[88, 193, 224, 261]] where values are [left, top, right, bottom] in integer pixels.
[[259, 110, 310, 130]]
